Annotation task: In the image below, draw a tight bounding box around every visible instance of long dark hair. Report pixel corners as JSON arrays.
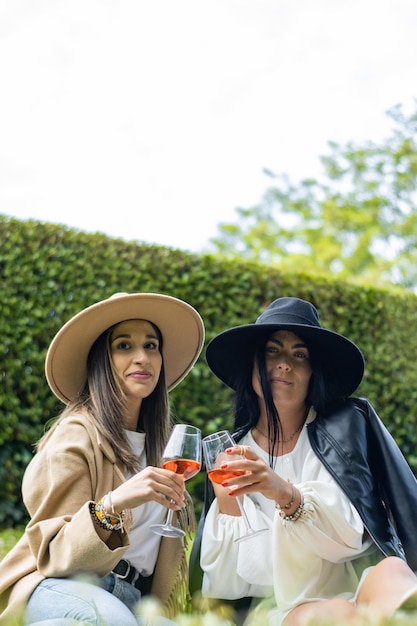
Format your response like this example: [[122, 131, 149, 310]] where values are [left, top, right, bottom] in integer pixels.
[[233, 330, 332, 464]]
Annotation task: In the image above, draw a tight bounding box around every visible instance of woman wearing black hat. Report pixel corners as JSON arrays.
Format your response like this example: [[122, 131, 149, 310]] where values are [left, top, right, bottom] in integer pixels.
[[195, 297, 417, 625]]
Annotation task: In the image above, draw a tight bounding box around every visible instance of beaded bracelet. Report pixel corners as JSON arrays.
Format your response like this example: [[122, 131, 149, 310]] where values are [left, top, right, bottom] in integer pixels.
[[280, 497, 305, 522], [275, 482, 297, 511], [89, 498, 126, 532]]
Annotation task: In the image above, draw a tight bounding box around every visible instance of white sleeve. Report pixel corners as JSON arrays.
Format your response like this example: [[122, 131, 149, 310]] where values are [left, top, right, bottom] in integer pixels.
[[200, 495, 274, 600], [273, 480, 374, 614], [285, 481, 371, 560]]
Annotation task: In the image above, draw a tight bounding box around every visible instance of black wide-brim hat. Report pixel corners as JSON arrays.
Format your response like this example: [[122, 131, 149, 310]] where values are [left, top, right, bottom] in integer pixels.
[[206, 297, 365, 398]]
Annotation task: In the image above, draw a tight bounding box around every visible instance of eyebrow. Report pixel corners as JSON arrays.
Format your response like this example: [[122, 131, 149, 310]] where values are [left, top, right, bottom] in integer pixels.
[[268, 338, 308, 350], [111, 332, 159, 342]]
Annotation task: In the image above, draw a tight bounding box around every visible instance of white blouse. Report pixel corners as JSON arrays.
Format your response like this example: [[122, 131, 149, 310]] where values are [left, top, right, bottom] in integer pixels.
[[122, 430, 167, 576], [200, 411, 378, 625]]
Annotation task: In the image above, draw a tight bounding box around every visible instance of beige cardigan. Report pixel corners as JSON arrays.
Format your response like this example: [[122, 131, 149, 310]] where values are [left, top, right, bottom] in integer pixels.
[[0, 414, 192, 624]]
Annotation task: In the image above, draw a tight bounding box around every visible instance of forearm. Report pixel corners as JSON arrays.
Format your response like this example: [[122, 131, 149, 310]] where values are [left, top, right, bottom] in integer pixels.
[[212, 482, 241, 516]]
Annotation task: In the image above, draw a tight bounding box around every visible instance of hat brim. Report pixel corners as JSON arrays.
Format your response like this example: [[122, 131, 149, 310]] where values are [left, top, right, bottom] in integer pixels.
[[46, 293, 205, 404], [206, 322, 364, 398]]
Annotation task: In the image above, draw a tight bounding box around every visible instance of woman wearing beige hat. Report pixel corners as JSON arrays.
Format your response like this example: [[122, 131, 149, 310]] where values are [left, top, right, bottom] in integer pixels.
[[193, 297, 417, 625], [0, 293, 204, 626]]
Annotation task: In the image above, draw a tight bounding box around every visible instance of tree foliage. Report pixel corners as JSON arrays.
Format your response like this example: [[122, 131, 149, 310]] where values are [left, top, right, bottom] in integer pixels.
[[210, 102, 417, 291]]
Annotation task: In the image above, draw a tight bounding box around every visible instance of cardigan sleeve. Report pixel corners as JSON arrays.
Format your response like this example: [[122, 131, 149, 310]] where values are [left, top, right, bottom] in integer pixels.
[[23, 417, 130, 578]]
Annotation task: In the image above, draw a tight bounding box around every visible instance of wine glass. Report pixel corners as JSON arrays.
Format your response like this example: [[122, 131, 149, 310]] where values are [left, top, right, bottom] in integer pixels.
[[150, 424, 201, 538], [202, 430, 268, 542]]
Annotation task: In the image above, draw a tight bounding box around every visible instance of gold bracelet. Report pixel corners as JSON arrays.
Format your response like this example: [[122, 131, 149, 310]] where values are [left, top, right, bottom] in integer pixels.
[[280, 499, 305, 522], [275, 483, 296, 511]]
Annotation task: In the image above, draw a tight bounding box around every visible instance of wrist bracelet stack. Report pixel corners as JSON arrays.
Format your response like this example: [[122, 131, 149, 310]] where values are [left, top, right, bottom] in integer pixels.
[[275, 483, 296, 511], [275, 483, 305, 522], [89, 492, 126, 532], [281, 500, 305, 521]]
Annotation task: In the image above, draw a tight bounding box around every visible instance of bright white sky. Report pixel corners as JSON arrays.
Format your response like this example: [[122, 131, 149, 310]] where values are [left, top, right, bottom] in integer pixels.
[[1, 0, 416, 253]]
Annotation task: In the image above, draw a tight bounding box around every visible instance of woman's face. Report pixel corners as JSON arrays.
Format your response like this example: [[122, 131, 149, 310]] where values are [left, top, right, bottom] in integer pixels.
[[252, 329, 312, 410], [110, 319, 163, 404]]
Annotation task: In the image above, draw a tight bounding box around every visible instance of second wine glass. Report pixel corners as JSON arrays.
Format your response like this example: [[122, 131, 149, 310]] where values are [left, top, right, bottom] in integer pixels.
[[150, 423, 201, 538], [202, 430, 268, 542]]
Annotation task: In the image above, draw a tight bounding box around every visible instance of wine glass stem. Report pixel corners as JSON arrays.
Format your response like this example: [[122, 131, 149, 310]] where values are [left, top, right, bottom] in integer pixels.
[[165, 508, 174, 526], [236, 495, 252, 531]]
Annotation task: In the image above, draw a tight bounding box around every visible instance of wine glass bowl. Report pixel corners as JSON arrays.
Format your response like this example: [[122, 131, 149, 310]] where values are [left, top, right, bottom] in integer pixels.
[[203, 430, 268, 542], [162, 458, 201, 480], [150, 424, 201, 538], [207, 467, 246, 485]]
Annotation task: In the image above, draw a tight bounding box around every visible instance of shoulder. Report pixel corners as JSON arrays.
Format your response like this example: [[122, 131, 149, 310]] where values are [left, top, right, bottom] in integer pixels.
[[39, 412, 98, 449], [41, 412, 118, 465], [22, 414, 116, 494], [312, 397, 369, 429], [31, 412, 116, 471], [308, 397, 373, 454]]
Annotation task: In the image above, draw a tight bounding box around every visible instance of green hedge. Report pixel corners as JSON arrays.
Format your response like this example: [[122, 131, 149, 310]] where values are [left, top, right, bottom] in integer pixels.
[[1, 214, 417, 526]]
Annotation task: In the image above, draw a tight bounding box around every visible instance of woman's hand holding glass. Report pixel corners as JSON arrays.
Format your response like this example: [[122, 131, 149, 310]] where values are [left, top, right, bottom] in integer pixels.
[[203, 430, 268, 542], [150, 423, 202, 537], [109, 464, 186, 513]]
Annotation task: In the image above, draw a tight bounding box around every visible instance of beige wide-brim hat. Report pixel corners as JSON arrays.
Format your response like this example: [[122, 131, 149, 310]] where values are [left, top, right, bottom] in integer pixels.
[[45, 292, 205, 404]]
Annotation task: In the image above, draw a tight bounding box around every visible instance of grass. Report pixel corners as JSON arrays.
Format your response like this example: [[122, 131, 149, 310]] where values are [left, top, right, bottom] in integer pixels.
[[1, 528, 417, 625], [0, 526, 24, 561]]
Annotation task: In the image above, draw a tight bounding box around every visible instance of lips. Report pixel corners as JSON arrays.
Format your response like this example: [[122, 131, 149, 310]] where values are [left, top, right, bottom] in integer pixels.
[[270, 377, 291, 385], [128, 370, 152, 380]]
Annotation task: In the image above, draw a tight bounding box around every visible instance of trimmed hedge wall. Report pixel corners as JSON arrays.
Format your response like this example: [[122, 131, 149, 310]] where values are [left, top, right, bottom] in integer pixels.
[[1, 214, 417, 526]]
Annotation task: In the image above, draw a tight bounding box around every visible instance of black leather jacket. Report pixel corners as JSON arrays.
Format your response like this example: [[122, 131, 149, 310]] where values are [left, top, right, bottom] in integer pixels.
[[308, 397, 417, 571]]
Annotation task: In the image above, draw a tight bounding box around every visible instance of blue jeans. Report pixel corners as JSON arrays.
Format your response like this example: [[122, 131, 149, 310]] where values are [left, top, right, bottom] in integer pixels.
[[24, 575, 177, 626]]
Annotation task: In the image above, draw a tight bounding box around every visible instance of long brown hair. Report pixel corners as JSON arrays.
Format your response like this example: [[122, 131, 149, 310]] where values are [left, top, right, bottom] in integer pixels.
[[38, 321, 172, 472]]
